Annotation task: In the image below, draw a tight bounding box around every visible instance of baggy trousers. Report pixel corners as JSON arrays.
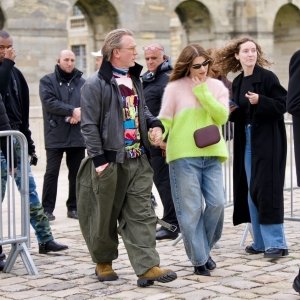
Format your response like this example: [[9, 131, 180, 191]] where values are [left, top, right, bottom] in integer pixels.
[[76, 155, 160, 276]]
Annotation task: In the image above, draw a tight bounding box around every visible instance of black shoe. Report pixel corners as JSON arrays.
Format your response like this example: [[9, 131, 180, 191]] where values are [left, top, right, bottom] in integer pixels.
[[45, 211, 55, 221], [293, 270, 300, 294], [156, 228, 179, 240], [205, 257, 216, 270], [0, 260, 5, 271], [264, 248, 289, 258], [245, 245, 264, 254], [39, 240, 68, 254], [67, 210, 78, 219], [194, 265, 211, 276]]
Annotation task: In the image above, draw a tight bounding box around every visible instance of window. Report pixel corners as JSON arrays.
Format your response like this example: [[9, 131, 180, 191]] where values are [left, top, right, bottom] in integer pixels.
[[71, 45, 86, 74]]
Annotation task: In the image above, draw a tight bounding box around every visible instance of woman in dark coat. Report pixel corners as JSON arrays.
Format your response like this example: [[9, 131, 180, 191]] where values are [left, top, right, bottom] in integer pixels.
[[216, 37, 288, 258]]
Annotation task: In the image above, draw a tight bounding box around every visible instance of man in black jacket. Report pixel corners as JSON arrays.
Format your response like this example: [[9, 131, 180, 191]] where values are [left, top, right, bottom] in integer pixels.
[[0, 30, 68, 262], [286, 49, 300, 294], [39, 50, 85, 220], [142, 43, 179, 240], [78, 28, 177, 287]]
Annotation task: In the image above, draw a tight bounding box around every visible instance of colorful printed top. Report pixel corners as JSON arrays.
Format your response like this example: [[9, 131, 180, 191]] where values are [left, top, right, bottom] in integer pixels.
[[158, 76, 229, 163], [114, 74, 145, 159]]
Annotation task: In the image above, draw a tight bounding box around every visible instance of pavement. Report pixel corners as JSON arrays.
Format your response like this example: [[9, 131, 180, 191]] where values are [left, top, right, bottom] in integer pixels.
[[0, 168, 300, 300]]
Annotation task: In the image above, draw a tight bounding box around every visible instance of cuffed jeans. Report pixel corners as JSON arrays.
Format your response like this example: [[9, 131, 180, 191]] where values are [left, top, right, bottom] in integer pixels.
[[244, 125, 287, 251], [169, 157, 225, 266], [1, 141, 53, 243]]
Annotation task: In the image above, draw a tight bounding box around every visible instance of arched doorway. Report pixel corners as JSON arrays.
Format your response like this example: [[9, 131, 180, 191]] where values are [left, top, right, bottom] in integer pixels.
[[273, 3, 300, 88], [170, 0, 213, 60], [68, 0, 119, 75]]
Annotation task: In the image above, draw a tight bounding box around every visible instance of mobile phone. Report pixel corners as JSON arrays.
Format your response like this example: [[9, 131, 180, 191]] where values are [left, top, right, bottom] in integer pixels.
[[229, 100, 239, 109]]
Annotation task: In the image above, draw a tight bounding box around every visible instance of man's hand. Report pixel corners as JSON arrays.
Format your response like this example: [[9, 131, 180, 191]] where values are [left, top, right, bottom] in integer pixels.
[[30, 153, 38, 166], [72, 107, 81, 122], [96, 163, 109, 176]]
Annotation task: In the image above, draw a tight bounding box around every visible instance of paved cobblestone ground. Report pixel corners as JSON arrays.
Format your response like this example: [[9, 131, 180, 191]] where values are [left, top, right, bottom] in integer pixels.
[[0, 169, 299, 299]]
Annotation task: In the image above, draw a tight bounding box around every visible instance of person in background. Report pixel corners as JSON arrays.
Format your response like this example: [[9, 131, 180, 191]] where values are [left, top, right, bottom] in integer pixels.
[[157, 44, 229, 276], [0, 93, 14, 271], [216, 37, 288, 258], [207, 48, 233, 141], [286, 49, 300, 294], [78, 28, 177, 287], [39, 50, 85, 221], [142, 43, 179, 240], [91, 49, 103, 70], [0, 30, 68, 264]]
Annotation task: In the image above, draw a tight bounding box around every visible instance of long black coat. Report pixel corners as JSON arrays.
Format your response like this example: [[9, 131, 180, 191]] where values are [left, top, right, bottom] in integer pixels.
[[230, 65, 287, 225], [287, 50, 300, 186]]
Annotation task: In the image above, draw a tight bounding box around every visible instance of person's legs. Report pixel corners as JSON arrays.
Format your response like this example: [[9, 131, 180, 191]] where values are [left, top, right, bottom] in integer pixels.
[[65, 147, 85, 213], [12, 141, 68, 253], [169, 157, 209, 267], [244, 125, 265, 251], [151, 155, 178, 226], [200, 158, 225, 250], [261, 223, 288, 250], [42, 149, 64, 214], [118, 156, 159, 275]]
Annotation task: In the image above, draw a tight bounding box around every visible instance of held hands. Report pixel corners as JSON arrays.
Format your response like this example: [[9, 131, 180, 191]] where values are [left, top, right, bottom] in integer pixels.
[[149, 127, 163, 146], [245, 91, 259, 105], [72, 107, 81, 123]]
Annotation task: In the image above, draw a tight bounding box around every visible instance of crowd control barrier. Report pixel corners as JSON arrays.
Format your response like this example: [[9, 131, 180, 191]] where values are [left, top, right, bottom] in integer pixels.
[[0, 130, 38, 275]]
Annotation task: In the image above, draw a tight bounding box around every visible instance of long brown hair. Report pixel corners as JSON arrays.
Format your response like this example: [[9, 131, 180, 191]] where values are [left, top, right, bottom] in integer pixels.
[[214, 37, 272, 75], [169, 44, 212, 82]]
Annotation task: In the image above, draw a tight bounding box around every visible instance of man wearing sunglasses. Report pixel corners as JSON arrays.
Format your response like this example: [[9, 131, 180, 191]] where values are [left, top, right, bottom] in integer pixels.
[[142, 43, 180, 240]]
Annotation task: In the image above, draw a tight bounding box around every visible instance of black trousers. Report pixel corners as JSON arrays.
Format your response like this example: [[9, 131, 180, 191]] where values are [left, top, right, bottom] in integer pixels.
[[42, 147, 85, 213], [150, 155, 179, 228]]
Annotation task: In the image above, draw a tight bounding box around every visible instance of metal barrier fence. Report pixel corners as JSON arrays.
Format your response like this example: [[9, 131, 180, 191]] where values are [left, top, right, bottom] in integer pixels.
[[0, 130, 38, 275]]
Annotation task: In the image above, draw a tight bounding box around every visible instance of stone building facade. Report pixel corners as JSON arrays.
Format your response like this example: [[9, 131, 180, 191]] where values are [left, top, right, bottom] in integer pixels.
[[0, 0, 300, 166]]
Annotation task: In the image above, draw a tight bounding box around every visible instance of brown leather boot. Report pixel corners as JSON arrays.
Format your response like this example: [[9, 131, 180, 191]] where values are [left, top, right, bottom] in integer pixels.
[[95, 263, 118, 282], [137, 266, 177, 287]]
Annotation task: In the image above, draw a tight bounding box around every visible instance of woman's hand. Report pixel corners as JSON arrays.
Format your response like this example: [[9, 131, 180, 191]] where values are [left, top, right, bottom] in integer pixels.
[[191, 76, 206, 86], [245, 91, 259, 105]]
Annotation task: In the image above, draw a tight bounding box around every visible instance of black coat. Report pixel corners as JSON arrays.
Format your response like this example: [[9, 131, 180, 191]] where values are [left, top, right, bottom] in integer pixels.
[[287, 50, 300, 186], [230, 65, 287, 225], [39, 65, 85, 149], [0, 59, 36, 155]]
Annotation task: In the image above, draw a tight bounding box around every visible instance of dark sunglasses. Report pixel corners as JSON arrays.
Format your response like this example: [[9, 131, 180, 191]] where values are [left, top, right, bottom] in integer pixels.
[[191, 59, 210, 69]]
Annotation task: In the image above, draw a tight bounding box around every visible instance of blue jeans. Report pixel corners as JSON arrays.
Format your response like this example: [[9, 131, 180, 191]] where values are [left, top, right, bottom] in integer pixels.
[[1, 141, 53, 243], [169, 157, 225, 266], [244, 125, 287, 251]]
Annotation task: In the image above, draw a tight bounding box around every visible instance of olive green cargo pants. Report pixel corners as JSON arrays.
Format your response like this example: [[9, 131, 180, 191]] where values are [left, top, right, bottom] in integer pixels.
[[76, 155, 160, 276]]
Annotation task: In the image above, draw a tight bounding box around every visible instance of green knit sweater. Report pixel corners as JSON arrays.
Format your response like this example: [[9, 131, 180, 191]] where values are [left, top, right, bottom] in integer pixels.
[[158, 76, 229, 163]]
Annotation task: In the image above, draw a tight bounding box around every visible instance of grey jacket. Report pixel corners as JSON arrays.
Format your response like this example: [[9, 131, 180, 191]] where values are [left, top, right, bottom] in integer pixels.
[[80, 60, 163, 168]]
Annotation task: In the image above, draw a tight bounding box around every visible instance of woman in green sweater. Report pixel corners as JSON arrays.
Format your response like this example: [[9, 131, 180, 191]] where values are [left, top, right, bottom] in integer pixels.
[[158, 44, 229, 276]]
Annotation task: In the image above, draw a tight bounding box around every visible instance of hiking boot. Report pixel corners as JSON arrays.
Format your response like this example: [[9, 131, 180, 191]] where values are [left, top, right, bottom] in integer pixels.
[[95, 263, 118, 282], [137, 266, 177, 287]]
